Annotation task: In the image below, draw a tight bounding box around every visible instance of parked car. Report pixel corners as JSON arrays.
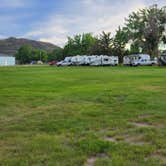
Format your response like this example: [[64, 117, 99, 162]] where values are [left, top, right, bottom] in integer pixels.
[[48, 61, 57, 66]]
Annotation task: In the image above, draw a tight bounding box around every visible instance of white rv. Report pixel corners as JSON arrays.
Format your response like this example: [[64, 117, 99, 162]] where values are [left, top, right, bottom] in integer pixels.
[[57, 55, 119, 66], [90, 55, 119, 66], [90, 55, 102, 66], [123, 54, 157, 66], [123, 56, 131, 66], [159, 54, 166, 66], [71, 55, 86, 65], [57, 57, 72, 66], [101, 56, 118, 66]]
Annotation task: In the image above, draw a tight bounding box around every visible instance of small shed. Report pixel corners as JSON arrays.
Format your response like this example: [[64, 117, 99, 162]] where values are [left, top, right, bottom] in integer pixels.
[[0, 54, 15, 66]]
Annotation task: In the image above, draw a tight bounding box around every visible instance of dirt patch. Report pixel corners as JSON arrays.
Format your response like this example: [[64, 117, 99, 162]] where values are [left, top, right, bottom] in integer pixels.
[[124, 135, 148, 145], [139, 85, 161, 92], [151, 153, 166, 163], [131, 122, 153, 128], [104, 136, 117, 142], [84, 153, 107, 166], [85, 156, 96, 166]]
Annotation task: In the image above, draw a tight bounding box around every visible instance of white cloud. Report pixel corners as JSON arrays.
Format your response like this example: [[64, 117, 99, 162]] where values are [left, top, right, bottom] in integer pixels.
[[24, 0, 163, 46], [24, 15, 70, 46]]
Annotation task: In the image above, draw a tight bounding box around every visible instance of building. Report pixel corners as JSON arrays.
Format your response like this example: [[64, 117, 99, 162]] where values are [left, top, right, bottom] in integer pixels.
[[0, 54, 15, 66]]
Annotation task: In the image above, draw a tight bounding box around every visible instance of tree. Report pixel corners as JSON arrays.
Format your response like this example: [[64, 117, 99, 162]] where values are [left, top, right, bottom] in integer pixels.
[[125, 4, 166, 57], [16, 45, 49, 64], [89, 31, 113, 55], [112, 27, 128, 63], [63, 33, 97, 56], [15, 45, 33, 64], [98, 31, 113, 55], [48, 48, 64, 61]]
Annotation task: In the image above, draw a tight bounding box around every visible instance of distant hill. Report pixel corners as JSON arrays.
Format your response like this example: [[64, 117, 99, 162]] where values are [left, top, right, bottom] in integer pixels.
[[0, 37, 60, 55]]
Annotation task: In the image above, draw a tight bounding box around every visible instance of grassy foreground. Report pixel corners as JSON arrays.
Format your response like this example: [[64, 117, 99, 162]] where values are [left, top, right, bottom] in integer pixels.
[[0, 66, 166, 166]]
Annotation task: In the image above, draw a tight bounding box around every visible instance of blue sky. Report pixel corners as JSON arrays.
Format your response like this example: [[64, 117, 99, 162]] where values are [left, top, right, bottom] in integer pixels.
[[0, 0, 165, 46]]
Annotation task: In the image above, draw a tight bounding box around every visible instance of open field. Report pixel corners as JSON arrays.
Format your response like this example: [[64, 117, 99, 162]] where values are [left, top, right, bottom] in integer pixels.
[[0, 66, 166, 166]]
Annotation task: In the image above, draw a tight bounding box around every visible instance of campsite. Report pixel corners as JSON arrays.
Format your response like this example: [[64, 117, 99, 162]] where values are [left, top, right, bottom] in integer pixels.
[[0, 66, 166, 165], [0, 1, 166, 166]]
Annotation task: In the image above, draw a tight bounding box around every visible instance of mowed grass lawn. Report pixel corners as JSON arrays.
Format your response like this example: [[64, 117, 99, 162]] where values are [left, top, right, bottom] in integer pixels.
[[0, 66, 166, 166]]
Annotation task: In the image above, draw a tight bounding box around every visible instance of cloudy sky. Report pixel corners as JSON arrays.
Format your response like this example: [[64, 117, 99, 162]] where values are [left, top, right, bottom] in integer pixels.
[[0, 0, 165, 46]]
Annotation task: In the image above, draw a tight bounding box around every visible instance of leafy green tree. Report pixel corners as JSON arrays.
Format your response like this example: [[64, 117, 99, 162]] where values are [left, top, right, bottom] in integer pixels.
[[125, 4, 166, 57], [129, 42, 141, 54], [63, 33, 97, 56], [89, 31, 113, 55], [112, 27, 128, 63], [16, 45, 49, 64], [98, 31, 113, 55], [48, 48, 64, 61], [15, 45, 33, 64]]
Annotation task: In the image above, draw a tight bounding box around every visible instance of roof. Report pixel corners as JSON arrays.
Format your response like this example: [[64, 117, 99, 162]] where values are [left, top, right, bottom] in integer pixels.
[[0, 53, 14, 57]]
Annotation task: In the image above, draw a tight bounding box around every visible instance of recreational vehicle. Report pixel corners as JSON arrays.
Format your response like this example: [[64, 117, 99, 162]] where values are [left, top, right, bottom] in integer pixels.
[[90, 55, 102, 66], [159, 54, 166, 66], [57, 55, 119, 66], [123, 56, 131, 66], [71, 55, 86, 65], [101, 56, 118, 66], [57, 57, 72, 66], [90, 55, 119, 66], [123, 54, 157, 66]]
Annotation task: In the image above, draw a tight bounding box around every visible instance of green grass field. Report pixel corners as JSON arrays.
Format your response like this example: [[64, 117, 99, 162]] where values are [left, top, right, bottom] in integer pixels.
[[0, 66, 166, 166]]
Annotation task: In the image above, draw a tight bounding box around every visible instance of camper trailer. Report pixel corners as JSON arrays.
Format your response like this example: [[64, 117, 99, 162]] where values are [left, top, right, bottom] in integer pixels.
[[90, 55, 119, 66], [123, 54, 157, 66], [123, 56, 131, 66], [90, 56, 102, 66], [57, 55, 119, 66], [101, 56, 118, 66], [57, 57, 72, 66], [71, 55, 86, 66], [159, 54, 166, 66]]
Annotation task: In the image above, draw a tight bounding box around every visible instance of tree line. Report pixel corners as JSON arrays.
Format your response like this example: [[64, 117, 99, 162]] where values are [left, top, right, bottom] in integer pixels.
[[16, 4, 166, 64]]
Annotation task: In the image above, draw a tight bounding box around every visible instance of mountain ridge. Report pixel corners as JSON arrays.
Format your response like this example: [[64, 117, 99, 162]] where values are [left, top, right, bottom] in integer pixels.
[[0, 37, 60, 55]]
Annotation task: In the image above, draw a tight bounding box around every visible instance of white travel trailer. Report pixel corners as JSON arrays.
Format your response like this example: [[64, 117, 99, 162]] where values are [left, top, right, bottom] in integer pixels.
[[71, 55, 86, 65], [123, 54, 157, 66], [57, 55, 119, 66], [101, 56, 119, 66], [84, 55, 97, 65], [123, 56, 131, 66], [90, 55, 119, 66], [57, 57, 72, 66], [159, 54, 166, 66], [90, 55, 102, 66]]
